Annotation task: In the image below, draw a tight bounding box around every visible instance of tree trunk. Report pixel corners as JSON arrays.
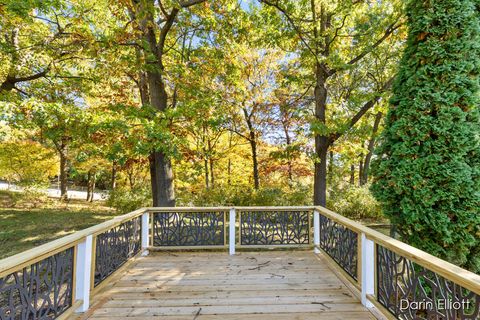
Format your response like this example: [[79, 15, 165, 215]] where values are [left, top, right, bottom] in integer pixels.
[[111, 161, 117, 191], [361, 112, 382, 185], [208, 139, 214, 188], [227, 158, 231, 185], [86, 170, 92, 201], [209, 157, 215, 188], [313, 62, 329, 206], [327, 151, 334, 184], [204, 156, 209, 189], [59, 143, 68, 201], [283, 122, 293, 185], [137, 1, 176, 207], [243, 110, 260, 190], [227, 133, 233, 185], [243, 107, 260, 190], [314, 145, 328, 206], [249, 137, 260, 190], [350, 164, 355, 185], [90, 173, 96, 202], [358, 159, 364, 186], [127, 169, 135, 190], [203, 126, 210, 189], [150, 151, 175, 207], [145, 65, 175, 206]]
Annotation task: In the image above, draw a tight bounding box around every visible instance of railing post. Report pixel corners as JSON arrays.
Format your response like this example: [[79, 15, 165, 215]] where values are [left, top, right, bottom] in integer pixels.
[[75, 235, 93, 313], [313, 209, 320, 253], [229, 207, 236, 255], [141, 211, 149, 256], [361, 232, 375, 308]]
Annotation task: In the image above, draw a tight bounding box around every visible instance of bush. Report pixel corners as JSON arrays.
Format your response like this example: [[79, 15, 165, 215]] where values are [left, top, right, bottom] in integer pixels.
[[177, 184, 313, 207], [106, 182, 382, 222], [371, 0, 480, 272], [328, 185, 383, 220], [107, 187, 151, 213]]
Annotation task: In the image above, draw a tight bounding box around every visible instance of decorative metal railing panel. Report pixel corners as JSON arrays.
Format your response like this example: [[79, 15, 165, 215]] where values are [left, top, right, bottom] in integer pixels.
[[153, 211, 225, 246], [240, 210, 310, 245], [377, 245, 480, 320], [0, 247, 74, 320], [318, 214, 358, 280], [94, 217, 141, 287]]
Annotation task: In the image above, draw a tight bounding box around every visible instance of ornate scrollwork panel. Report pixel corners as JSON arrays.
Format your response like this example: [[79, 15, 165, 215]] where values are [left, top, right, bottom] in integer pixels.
[[240, 210, 310, 245], [318, 214, 358, 280], [377, 245, 480, 320], [153, 212, 225, 246], [0, 248, 74, 320], [94, 217, 141, 287]]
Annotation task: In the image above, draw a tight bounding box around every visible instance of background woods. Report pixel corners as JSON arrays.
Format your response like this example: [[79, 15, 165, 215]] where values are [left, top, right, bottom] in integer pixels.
[[1, 0, 404, 211]]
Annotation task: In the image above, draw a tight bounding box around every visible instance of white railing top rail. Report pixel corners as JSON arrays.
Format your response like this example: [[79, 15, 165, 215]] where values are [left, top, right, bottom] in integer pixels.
[[0, 207, 146, 277], [314, 206, 480, 295]]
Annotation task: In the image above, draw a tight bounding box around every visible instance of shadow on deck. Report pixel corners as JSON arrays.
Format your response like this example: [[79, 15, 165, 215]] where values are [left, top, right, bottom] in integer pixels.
[[75, 251, 376, 320]]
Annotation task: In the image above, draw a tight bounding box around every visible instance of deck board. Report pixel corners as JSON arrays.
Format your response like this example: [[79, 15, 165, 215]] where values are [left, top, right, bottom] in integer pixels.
[[75, 251, 375, 320]]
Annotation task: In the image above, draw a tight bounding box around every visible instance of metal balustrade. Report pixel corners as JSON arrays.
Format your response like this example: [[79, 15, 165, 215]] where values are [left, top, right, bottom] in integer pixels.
[[93, 216, 142, 287], [0, 206, 479, 320], [0, 247, 74, 320], [151, 209, 226, 248], [238, 208, 310, 247], [376, 245, 480, 320]]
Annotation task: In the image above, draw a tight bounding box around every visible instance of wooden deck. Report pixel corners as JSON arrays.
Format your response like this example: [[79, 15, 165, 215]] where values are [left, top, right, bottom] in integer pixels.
[[75, 251, 376, 320]]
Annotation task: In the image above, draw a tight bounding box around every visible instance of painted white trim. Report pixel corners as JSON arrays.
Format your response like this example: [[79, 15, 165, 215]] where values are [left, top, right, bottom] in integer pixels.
[[313, 210, 320, 253], [229, 208, 236, 255], [141, 212, 149, 255], [361, 232, 375, 308], [75, 235, 92, 313]]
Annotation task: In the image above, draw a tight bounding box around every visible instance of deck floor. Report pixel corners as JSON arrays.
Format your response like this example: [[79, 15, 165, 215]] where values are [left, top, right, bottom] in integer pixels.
[[77, 251, 375, 320]]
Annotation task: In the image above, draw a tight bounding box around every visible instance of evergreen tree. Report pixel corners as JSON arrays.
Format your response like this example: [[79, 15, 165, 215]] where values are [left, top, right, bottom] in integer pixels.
[[371, 0, 480, 272]]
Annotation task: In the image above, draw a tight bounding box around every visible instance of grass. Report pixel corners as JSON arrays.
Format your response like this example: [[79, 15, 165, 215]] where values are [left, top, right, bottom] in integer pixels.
[[0, 189, 392, 260], [0, 190, 120, 259]]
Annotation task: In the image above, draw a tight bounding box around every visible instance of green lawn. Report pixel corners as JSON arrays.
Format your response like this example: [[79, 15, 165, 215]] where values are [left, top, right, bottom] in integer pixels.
[[0, 191, 119, 259], [0, 189, 392, 260]]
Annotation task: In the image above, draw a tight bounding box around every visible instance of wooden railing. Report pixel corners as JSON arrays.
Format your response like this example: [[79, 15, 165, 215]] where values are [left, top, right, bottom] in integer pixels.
[[314, 206, 480, 320], [1, 206, 479, 320], [0, 208, 147, 320]]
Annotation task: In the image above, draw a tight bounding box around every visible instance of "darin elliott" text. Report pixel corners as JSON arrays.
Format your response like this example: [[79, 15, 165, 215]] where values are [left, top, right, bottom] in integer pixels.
[[400, 299, 471, 311]]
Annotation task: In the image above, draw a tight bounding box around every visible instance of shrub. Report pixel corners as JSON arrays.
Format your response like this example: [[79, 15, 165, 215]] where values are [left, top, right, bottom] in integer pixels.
[[107, 187, 151, 213], [328, 185, 383, 220], [371, 0, 480, 272], [178, 184, 313, 207]]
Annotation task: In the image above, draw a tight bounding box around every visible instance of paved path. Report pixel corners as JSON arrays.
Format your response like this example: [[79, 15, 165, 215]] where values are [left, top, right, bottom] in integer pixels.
[[0, 182, 107, 200]]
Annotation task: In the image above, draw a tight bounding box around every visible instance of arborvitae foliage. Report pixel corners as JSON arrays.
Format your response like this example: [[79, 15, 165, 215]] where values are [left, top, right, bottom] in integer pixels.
[[371, 0, 480, 272]]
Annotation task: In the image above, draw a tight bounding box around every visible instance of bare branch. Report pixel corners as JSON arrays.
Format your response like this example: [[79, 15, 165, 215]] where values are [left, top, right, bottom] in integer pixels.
[[330, 20, 403, 76], [157, 9, 179, 55], [331, 76, 394, 143], [178, 0, 206, 8], [1, 68, 50, 92], [327, 14, 349, 50], [226, 125, 250, 141], [158, 0, 169, 17], [13, 69, 50, 83], [260, 0, 317, 59]]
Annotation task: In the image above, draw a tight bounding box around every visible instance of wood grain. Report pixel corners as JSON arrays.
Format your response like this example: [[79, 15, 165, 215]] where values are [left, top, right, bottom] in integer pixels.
[[71, 251, 375, 320]]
